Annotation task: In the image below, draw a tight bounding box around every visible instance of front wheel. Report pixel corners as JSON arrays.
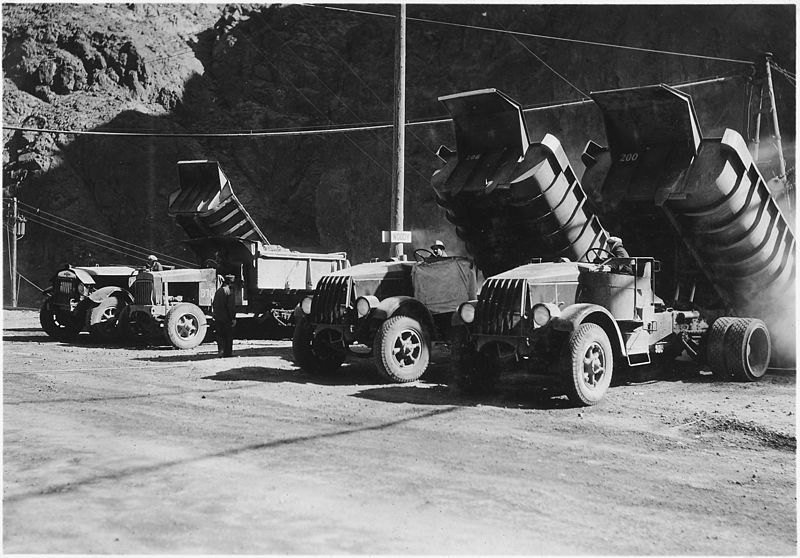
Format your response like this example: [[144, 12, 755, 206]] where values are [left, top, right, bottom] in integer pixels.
[[39, 299, 80, 341], [373, 315, 430, 382], [561, 323, 614, 406], [291, 317, 345, 374], [88, 295, 125, 343], [454, 345, 500, 395], [164, 303, 207, 349]]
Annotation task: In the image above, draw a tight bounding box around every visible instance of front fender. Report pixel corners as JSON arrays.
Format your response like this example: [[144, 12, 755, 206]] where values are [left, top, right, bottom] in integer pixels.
[[87, 286, 132, 305], [372, 295, 415, 321], [372, 296, 436, 338], [551, 303, 627, 357]]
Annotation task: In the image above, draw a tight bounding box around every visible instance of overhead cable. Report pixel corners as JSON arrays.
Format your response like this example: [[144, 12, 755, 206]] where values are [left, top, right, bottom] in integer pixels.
[[17, 208, 191, 268], [17, 271, 45, 293], [3, 72, 743, 139], [313, 5, 755, 66], [12, 200, 196, 267], [21, 211, 158, 263], [229, 19, 392, 178], [494, 20, 590, 99], [247, 9, 435, 183], [306, 20, 438, 158]]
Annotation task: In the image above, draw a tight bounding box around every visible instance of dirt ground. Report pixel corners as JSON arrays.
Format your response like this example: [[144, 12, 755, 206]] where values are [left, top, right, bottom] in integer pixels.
[[2, 307, 796, 554]]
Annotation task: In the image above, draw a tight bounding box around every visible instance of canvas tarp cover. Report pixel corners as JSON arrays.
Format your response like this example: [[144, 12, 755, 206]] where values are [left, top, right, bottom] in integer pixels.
[[411, 258, 477, 314]]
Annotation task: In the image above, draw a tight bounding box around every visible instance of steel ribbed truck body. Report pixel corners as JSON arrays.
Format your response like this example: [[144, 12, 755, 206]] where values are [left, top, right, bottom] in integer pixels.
[[121, 160, 349, 349], [583, 84, 794, 362], [432, 88, 610, 277]]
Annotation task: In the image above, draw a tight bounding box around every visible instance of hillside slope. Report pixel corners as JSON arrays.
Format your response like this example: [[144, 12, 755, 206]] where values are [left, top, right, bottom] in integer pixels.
[[2, 3, 795, 305]]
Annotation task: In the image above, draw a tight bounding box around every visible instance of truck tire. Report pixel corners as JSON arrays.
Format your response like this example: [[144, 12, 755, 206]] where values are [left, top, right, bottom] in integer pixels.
[[454, 345, 500, 395], [39, 299, 80, 341], [291, 317, 345, 374], [725, 318, 771, 382], [561, 323, 613, 406], [88, 295, 124, 343], [706, 317, 735, 379], [164, 303, 207, 349], [118, 306, 151, 345], [373, 315, 430, 383]]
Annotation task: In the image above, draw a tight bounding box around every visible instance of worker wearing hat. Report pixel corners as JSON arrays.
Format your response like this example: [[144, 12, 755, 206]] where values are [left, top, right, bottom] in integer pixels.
[[606, 236, 629, 259], [430, 240, 448, 258], [147, 254, 163, 271], [606, 236, 632, 273], [212, 274, 237, 357]]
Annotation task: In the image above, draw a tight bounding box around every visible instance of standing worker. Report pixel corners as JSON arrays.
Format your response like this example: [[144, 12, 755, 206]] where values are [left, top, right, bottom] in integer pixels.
[[147, 255, 163, 271], [212, 274, 237, 357]]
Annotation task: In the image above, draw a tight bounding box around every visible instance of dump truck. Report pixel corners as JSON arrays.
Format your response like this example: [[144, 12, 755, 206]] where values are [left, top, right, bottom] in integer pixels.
[[120, 160, 349, 348], [292, 252, 479, 382], [450, 85, 790, 404], [456, 255, 771, 405], [582, 84, 794, 363], [39, 265, 137, 341]]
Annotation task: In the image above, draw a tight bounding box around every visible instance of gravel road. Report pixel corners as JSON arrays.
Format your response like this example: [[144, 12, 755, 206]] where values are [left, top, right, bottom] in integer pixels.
[[3, 308, 796, 554]]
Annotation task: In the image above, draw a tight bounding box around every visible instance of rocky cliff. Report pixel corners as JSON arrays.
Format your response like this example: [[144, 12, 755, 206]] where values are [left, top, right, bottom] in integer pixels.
[[2, 3, 795, 306]]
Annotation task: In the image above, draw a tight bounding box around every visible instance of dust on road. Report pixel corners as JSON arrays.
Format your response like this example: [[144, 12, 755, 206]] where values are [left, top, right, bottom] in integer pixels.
[[3, 308, 796, 554]]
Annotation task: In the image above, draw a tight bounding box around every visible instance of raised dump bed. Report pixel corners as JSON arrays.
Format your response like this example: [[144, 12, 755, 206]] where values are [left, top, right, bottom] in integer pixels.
[[432, 89, 609, 277], [119, 160, 350, 348], [585, 84, 795, 362]]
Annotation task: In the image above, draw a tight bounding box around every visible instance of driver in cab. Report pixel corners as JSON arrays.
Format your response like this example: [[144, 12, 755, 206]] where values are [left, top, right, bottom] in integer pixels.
[[430, 240, 448, 258], [606, 236, 633, 274]]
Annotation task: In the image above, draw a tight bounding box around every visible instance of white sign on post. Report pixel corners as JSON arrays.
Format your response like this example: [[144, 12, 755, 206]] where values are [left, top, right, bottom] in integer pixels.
[[381, 230, 412, 244]]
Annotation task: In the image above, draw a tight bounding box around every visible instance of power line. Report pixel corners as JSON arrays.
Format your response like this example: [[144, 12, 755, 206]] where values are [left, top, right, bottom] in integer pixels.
[[314, 5, 755, 66], [247, 9, 436, 185], [228, 18, 393, 178], [2, 121, 396, 138], [3, 73, 743, 139], [492, 16, 589, 99], [305, 20, 438, 158], [13, 200, 197, 267], [16, 207, 192, 268], [21, 211, 157, 263]]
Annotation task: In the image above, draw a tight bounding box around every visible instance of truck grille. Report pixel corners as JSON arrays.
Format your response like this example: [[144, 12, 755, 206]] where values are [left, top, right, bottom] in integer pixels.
[[53, 278, 76, 304], [311, 275, 351, 324], [134, 279, 159, 305], [475, 278, 526, 335]]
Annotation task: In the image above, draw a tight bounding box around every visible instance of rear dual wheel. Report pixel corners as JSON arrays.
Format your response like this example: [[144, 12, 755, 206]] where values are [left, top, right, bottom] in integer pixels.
[[706, 317, 770, 382]]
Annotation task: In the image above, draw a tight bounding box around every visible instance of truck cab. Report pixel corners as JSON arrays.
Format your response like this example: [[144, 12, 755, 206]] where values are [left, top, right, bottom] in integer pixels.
[[293, 254, 478, 383]]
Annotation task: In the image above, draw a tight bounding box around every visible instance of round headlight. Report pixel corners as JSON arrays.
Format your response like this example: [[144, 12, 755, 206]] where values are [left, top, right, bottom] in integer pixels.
[[532, 304, 551, 327], [459, 302, 476, 324], [76, 282, 88, 296], [355, 297, 372, 318], [300, 296, 313, 315]]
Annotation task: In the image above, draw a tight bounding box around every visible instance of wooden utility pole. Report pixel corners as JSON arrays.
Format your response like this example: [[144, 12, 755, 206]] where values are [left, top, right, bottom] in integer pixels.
[[390, 3, 407, 260], [762, 53, 787, 183], [750, 53, 787, 183], [11, 197, 18, 307]]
